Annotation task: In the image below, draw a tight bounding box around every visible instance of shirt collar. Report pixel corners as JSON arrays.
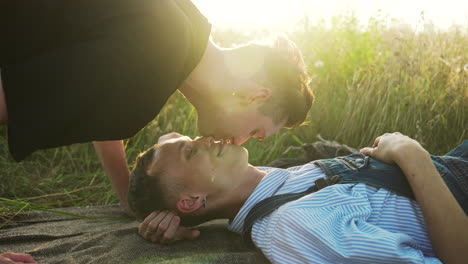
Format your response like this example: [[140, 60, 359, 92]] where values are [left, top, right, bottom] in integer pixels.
[[228, 168, 291, 233]]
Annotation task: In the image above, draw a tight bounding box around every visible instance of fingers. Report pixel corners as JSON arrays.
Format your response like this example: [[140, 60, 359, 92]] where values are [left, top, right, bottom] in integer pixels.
[[371, 132, 403, 148], [371, 136, 381, 148], [140, 211, 169, 241], [0, 252, 37, 264], [159, 215, 180, 244], [150, 212, 175, 243], [3, 252, 36, 263], [157, 216, 201, 244], [139, 211, 200, 245], [138, 211, 159, 236], [182, 228, 201, 240], [359, 147, 374, 156]]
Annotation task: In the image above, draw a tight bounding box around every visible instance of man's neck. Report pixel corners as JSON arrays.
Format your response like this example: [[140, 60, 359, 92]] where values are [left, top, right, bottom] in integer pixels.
[[179, 40, 238, 110], [209, 165, 266, 220]]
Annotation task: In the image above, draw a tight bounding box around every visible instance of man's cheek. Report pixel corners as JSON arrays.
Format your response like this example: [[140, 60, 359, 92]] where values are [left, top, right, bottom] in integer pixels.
[[193, 158, 214, 173]]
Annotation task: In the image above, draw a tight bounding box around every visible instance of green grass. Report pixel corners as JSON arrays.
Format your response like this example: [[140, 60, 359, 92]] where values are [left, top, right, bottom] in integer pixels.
[[1, 13, 467, 215]]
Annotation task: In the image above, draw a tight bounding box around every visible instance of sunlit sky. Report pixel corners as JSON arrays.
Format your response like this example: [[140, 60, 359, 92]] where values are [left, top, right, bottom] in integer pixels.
[[193, 0, 468, 31]]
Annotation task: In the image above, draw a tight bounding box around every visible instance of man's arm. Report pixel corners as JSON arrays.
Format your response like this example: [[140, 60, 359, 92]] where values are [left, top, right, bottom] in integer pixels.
[[93, 140, 131, 211], [360, 132, 468, 264], [397, 150, 468, 264]]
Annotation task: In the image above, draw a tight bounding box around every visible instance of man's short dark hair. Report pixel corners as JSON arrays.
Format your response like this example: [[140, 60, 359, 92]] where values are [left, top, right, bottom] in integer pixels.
[[127, 145, 167, 220]]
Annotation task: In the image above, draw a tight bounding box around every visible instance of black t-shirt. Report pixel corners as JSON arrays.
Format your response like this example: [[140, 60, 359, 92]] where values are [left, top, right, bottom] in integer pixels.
[[0, 0, 211, 161]]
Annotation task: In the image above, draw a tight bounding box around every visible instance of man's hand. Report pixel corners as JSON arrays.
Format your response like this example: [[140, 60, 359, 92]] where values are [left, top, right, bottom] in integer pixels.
[[138, 211, 200, 245], [0, 252, 38, 264], [359, 132, 428, 165]]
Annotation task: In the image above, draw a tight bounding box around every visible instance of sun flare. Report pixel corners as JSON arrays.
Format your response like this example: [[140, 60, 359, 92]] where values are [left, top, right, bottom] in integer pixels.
[[193, 0, 468, 30]]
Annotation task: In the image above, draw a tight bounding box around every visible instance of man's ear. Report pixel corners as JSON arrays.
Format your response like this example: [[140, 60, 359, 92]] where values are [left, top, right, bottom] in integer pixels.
[[176, 195, 205, 214]]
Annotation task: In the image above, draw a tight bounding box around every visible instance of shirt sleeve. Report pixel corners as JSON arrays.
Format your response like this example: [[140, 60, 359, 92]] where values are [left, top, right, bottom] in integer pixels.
[[254, 205, 441, 264]]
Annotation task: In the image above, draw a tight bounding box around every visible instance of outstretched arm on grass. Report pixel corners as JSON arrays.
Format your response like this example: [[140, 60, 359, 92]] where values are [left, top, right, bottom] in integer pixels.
[[360, 132, 468, 264]]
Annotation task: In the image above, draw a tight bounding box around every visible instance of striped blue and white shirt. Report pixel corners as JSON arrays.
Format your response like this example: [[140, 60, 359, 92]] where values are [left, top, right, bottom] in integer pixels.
[[228, 163, 441, 264]]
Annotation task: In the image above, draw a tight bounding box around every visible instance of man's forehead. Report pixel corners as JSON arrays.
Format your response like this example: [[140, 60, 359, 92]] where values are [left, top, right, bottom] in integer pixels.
[[146, 147, 163, 176], [157, 136, 192, 154], [148, 136, 192, 172]]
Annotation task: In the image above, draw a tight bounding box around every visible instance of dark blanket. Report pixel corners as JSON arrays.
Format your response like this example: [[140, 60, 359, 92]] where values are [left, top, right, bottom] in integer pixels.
[[0, 205, 269, 264]]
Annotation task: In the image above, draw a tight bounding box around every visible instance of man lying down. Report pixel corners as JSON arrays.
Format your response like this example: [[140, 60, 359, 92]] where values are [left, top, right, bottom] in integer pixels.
[[128, 132, 468, 264]]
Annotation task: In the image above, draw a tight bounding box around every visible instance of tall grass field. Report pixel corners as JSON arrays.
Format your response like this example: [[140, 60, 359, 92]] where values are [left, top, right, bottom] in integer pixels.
[[1, 14, 466, 217]]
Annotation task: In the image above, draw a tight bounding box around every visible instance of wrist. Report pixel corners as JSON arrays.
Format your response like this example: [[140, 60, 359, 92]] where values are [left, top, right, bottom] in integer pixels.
[[393, 143, 430, 167], [120, 201, 135, 218], [118, 191, 129, 206]]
